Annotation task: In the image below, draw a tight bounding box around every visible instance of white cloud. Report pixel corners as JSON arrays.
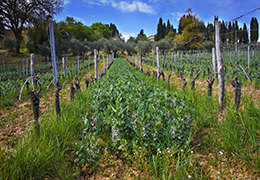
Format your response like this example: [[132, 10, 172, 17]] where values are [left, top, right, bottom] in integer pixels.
[[64, 0, 71, 5], [112, 1, 137, 12], [136, 1, 154, 14], [121, 32, 137, 42], [83, 0, 156, 14]]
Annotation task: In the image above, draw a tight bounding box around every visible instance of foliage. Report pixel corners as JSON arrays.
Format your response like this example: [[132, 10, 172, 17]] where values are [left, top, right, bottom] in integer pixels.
[[2, 38, 17, 53], [250, 17, 259, 43], [156, 18, 176, 42], [153, 39, 173, 53], [202, 41, 215, 52], [0, 0, 63, 54], [104, 39, 124, 56], [136, 40, 152, 55], [26, 20, 49, 53], [91, 22, 112, 39], [136, 29, 148, 41], [124, 41, 137, 55], [127, 36, 137, 43], [108, 23, 119, 37], [204, 23, 214, 41], [174, 9, 205, 50], [90, 38, 107, 53], [79, 59, 194, 160]]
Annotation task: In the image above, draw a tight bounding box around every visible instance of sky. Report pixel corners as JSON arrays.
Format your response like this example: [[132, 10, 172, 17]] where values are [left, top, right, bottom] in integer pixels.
[[55, 0, 260, 41]]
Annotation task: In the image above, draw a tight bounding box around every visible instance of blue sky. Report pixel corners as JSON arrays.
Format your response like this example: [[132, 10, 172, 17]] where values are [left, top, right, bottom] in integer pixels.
[[55, 0, 260, 41]]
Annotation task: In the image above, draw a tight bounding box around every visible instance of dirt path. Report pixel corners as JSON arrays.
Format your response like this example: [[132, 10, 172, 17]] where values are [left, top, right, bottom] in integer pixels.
[[0, 61, 106, 147]]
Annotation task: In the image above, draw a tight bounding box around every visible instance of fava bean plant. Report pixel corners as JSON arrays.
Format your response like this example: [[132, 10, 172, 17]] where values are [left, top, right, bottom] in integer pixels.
[[74, 58, 194, 170]]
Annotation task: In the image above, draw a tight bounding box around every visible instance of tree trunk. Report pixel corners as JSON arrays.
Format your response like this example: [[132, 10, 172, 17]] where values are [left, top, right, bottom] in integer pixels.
[[12, 29, 23, 54]]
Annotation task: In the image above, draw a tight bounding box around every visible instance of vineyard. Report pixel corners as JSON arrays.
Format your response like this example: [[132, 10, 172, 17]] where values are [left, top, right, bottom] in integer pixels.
[[0, 43, 260, 179]]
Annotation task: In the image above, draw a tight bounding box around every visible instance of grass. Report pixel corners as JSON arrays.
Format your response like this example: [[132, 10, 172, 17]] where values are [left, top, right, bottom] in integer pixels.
[[0, 58, 260, 179]]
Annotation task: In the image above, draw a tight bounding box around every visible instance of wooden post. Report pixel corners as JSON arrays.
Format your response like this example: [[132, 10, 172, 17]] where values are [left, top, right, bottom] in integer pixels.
[[194, 52, 196, 64], [181, 51, 183, 63], [248, 46, 250, 69], [189, 50, 191, 64], [30, 54, 35, 90], [49, 16, 60, 118], [177, 51, 180, 68], [139, 53, 143, 73], [62, 57, 66, 77], [112, 52, 114, 61], [88, 56, 90, 69], [94, 49, 97, 82], [135, 56, 137, 68], [215, 20, 225, 111], [66, 55, 68, 68], [156, 47, 160, 81], [238, 49, 240, 62], [27, 58, 29, 77], [212, 48, 216, 79], [2, 59, 4, 72], [22, 58, 25, 75], [77, 55, 80, 74], [152, 52, 155, 66], [107, 54, 109, 67], [103, 54, 105, 72]]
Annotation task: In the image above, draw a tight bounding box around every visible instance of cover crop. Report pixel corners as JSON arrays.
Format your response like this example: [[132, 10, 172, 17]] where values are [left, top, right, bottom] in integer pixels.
[[74, 58, 194, 169]]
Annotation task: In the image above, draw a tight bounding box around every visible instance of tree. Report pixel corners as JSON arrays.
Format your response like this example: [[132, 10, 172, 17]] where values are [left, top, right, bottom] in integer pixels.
[[136, 41, 152, 55], [156, 18, 163, 41], [153, 39, 173, 54], [26, 19, 49, 53], [250, 17, 259, 43], [127, 36, 137, 43], [91, 22, 112, 39], [174, 9, 205, 50], [220, 21, 227, 44], [125, 41, 136, 55], [204, 23, 214, 41], [109, 23, 119, 37], [65, 16, 76, 25], [228, 22, 233, 44], [90, 38, 106, 54], [242, 23, 249, 44], [0, 18, 5, 41], [0, 0, 63, 54], [136, 29, 148, 41], [164, 31, 176, 40], [166, 19, 171, 36], [104, 39, 124, 57]]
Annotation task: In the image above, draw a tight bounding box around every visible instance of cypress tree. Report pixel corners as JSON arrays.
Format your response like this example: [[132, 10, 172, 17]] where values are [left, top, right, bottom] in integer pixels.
[[156, 17, 163, 41], [162, 22, 166, 39], [228, 22, 232, 44], [221, 20, 227, 43], [166, 19, 171, 35], [243, 23, 248, 44], [238, 27, 243, 44], [250, 17, 259, 43]]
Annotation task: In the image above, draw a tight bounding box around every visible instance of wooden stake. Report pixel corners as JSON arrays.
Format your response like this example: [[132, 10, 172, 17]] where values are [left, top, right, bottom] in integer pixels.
[[94, 49, 97, 82], [156, 47, 160, 81], [215, 20, 225, 111]]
